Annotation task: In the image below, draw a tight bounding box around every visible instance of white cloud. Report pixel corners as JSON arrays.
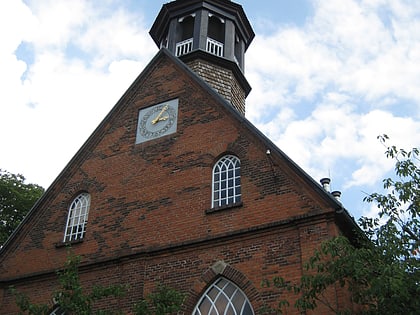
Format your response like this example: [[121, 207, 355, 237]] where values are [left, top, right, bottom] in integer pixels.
[[260, 94, 419, 188], [0, 0, 418, 221], [245, 0, 420, 219], [0, 0, 157, 186], [0, 1, 35, 49], [247, 0, 420, 113], [25, 0, 88, 48]]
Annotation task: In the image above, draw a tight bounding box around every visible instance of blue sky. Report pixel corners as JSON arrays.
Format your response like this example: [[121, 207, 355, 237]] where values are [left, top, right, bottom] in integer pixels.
[[1, 0, 419, 221]]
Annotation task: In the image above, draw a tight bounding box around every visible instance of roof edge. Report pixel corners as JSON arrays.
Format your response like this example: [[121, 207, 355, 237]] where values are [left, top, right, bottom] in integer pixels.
[[0, 48, 360, 258], [0, 50, 170, 257], [160, 48, 360, 235]]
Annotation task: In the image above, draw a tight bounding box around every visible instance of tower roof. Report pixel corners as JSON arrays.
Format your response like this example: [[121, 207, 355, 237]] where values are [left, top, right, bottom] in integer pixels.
[[150, 0, 254, 50]]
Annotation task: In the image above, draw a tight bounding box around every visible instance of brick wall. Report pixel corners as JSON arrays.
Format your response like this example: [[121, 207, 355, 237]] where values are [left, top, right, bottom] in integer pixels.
[[0, 51, 351, 314], [186, 59, 246, 115], [1, 219, 341, 314]]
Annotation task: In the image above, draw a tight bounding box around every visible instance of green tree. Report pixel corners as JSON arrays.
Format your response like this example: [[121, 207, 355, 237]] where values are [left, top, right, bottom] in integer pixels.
[[266, 136, 420, 314], [133, 284, 186, 315], [11, 249, 127, 315], [0, 169, 44, 245], [53, 251, 127, 315], [11, 250, 185, 315]]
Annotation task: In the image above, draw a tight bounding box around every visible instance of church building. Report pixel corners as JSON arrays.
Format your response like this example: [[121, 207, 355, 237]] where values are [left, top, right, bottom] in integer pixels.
[[0, 0, 359, 314]]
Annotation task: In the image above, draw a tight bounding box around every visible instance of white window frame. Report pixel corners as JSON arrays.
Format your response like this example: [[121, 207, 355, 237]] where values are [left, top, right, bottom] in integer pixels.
[[212, 155, 241, 208], [50, 306, 65, 315], [63, 192, 90, 242], [193, 277, 254, 315]]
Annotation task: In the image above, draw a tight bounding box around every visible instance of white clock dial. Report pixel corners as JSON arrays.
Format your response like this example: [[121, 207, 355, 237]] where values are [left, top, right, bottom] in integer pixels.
[[136, 99, 178, 144]]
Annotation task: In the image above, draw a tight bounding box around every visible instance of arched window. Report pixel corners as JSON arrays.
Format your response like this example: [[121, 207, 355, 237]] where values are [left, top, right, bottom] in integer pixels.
[[180, 15, 195, 41], [207, 14, 225, 57], [63, 192, 90, 242], [50, 305, 65, 315], [176, 14, 196, 56], [193, 278, 254, 315], [212, 155, 241, 208], [208, 14, 225, 43]]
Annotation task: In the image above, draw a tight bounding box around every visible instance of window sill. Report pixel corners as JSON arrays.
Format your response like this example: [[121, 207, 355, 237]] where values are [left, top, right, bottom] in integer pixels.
[[206, 201, 243, 214], [55, 239, 84, 248]]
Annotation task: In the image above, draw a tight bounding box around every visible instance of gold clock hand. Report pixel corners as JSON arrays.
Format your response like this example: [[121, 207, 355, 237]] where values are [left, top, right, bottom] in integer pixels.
[[152, 104, 168, 124]]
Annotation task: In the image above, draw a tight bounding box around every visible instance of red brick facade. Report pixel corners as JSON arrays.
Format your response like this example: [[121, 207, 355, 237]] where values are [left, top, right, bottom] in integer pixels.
[[0, 49, 357, 314]]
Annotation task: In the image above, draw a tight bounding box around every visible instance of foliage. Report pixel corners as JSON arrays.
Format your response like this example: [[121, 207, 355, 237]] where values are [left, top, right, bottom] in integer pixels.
[[133, 283, 186, 315], [0, 169, 44, 245], [11, 249, 127, 315], [53, 251, 127, 315], [11, 250, 185, 315], [264, 136, 420, 314], [8, 287, 50, 315]]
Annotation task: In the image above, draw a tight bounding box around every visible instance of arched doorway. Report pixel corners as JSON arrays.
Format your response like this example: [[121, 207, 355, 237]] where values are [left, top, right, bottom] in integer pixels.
[[192, 277, 254, 315]]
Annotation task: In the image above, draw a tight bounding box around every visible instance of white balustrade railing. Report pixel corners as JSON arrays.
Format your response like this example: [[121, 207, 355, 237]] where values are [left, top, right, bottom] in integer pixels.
[[175, 37, 224, 57], [176, 38, 193, 56], [206, 38, 224, 57]]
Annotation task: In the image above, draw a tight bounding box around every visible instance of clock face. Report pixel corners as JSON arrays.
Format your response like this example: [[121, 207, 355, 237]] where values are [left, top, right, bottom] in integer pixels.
[[136, 99, 178, 144]]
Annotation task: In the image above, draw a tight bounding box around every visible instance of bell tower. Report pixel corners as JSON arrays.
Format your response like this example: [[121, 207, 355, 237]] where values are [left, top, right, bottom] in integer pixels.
[[150, 0, 254, 115]]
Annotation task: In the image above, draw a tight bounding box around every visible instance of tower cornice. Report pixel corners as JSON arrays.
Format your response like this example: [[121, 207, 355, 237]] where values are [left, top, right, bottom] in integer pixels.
[[150, 0, 254, 51], [180, 49, 251, 96], [149, 0, 254, 115]]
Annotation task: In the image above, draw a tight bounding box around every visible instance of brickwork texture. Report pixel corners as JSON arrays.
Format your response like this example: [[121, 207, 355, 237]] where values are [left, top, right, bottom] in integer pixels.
[[0, 51, 354, 314]]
